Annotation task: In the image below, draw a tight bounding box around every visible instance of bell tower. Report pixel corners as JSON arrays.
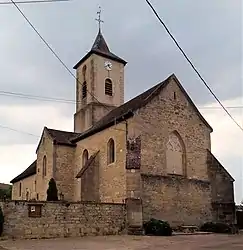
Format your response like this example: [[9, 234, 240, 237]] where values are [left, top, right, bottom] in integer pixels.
[[73, 8, 127, 133]]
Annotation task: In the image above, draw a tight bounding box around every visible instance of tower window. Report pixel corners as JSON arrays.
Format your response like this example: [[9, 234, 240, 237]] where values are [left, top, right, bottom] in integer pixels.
[[173, 92, 176, 100], [82, 149, 89, 167], [82, 81, 87, 99], [107, 138, 115, 164], [19, 182, 22, 197], [82, 65, 87, 78], [105, 78, 113, 96], [43, 156, 47, 178]]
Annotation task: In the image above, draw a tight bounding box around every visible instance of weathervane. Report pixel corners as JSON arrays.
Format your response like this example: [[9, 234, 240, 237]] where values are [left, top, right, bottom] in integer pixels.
[[95, 6, 104, 31]]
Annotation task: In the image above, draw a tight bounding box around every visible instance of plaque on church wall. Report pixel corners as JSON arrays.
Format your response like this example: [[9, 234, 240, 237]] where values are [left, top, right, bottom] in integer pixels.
[[28, 204, 42, 218]]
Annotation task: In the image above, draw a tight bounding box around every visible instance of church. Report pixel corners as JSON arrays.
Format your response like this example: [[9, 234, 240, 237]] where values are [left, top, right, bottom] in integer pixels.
[[10, 23, 236, 226]]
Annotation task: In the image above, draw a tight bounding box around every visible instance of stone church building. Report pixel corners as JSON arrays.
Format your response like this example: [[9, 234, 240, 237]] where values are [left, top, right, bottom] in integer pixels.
[[11, 28, 235, 226]]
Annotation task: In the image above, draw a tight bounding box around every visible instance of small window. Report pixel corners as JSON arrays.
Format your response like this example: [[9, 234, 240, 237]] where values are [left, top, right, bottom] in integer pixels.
[[37, 193, 39, 200], [43, 156, 47, 178], [19, 182, 22, 197], [82, 81, 87, 99], [107, 138, 115, 164], [82, 65, 87, 77], [82, 149, 89, 167], [173, 92, 176, 100], [105, 79, 113, 96]]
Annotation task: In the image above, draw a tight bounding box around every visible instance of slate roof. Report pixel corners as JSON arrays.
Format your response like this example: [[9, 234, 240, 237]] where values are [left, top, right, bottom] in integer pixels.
[[73, 30, 127, 69], [10, 160, 37, 184], [11, 74, 214, 183], [72, 74, 213, 143], [46, 128, 78, 147]]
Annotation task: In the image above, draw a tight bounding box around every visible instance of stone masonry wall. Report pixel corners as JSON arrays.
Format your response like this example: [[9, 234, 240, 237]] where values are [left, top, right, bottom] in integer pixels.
[[126, 76, 213, 227], [128, 77, 212, 180], [0, 201, 126, 239], [12, 175, 36, 201], [36, 129, 55, 201], [74, 122, 127, 203], [142, 175, 212, 227], [55, 145, 75, 201]]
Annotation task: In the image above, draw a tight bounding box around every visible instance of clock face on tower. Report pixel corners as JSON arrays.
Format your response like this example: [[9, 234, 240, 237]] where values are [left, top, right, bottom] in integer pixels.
[[104, 61, 112, 71]]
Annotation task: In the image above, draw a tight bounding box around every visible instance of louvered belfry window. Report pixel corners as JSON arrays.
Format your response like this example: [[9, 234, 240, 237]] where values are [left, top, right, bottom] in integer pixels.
[[82, 81, 87, 99], [105, 78, 113, 96]]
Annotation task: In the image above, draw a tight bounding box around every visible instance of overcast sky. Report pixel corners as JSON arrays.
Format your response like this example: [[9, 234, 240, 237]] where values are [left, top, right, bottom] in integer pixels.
[[0, 0, 242, 203]]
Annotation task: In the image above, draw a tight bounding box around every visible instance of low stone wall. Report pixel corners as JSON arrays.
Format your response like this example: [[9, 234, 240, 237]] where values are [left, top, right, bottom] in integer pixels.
[[0, 201, 126, 239]]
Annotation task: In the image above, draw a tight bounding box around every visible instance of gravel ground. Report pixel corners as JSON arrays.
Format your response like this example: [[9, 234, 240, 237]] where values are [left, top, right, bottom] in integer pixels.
[[0, 234, 243, 250]]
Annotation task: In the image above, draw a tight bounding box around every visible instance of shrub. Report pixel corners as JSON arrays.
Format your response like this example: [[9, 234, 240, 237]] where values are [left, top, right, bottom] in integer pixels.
[[47, 178, 58, 201], [0, 207, 4, 237], [143, 218, 172, 236], [200, 222, 232, 234]]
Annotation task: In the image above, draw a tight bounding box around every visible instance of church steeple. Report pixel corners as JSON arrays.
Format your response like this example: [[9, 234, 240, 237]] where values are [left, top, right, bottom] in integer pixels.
[[73, 8, 127, 133], [73, 8, 126, 69], [91, 29, 110, 53]]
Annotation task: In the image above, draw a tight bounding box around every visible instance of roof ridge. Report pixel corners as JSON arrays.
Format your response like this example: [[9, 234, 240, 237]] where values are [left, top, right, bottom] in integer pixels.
[[72, 75, 173, 143], [46, 127, 78, 134]]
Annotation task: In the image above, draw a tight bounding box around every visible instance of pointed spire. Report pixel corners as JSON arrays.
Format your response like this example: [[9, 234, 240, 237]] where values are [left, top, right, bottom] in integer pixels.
[[92, 7, 109, 53], [73, 8, 127, 69], [91, 29, 110, 53]]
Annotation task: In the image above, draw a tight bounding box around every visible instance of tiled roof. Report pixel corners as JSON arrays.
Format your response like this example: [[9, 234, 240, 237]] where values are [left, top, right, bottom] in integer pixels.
[[73, 30, 126, 69], [10, 160, 37, 183]]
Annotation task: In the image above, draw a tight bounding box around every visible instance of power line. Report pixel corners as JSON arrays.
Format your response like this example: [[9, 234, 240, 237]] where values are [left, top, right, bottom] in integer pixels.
[[0, 0, 71, 5], [0, 90, 76, 104], [0, 123, 219, 155], [145, 0, 243, 132], [1, 89, 243, 110], [0, 124, 39, 137], [4, 0, 241, 139], [10, 0, 110, 113]]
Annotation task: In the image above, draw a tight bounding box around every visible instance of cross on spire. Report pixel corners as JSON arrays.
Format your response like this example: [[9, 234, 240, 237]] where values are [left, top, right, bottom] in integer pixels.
[[95, 6, 104, 31]]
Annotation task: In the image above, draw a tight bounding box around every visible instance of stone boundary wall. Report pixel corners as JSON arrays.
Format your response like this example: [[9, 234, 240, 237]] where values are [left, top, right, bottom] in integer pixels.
[[0, 201, 126, 239]]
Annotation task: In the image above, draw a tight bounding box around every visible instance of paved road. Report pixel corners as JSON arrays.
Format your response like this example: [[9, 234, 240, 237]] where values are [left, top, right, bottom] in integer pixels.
[[1, 234, 243, 250]]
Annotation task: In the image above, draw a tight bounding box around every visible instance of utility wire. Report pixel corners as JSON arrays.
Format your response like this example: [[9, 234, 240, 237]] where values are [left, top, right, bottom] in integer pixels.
[[0, 0, 71, 5], [10, 0, 110, 113], [4, 0, 241, 138], [0, 91, 243, 109], [0, 124, 39, 137], [145, 0, 243, 132], [1, 90, 243, 110]]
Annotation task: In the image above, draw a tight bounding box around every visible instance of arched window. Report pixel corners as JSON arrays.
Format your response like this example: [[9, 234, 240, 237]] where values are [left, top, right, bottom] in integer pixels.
[[105, 78, 113, 96], [82, 65, 87, 78], [107, 138, 115, 164], [19, 182, 22, 197], [43, 156, 47, 178], [82, 149, 89, 167], [82, 81, 87, 99], [166, 131, 186, 176]]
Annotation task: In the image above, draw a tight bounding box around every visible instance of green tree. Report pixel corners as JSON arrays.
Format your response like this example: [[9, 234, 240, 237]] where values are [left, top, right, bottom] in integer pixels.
[[47, 178, 58, 201], [0, 185, 12, 200], [0, 206, 4, 236]]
